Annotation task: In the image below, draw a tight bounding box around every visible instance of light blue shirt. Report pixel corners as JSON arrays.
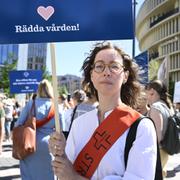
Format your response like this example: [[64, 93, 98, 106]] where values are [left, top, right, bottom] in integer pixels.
[[16, 98, 61, 180]]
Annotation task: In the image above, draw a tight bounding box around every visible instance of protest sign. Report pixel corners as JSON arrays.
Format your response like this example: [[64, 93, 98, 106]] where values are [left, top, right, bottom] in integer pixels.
[[1, 0, 134, 132], [9, 70, 42, 94], [0, 0, 133, 44], [174, 81, 180, 103]]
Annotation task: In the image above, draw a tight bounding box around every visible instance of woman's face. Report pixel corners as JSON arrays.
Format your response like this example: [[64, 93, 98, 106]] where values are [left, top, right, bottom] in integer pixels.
[[91, 48, 128, 97], [145, 88, 157, 105]]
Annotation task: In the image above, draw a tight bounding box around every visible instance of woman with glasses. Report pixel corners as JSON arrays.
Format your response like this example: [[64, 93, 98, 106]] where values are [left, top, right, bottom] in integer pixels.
[[49, 42, 158, 180]]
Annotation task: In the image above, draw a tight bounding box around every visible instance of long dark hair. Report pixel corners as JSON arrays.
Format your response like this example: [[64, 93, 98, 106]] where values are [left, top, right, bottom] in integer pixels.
[[81, 41, 141, 109], [145, 80, 172, 109]]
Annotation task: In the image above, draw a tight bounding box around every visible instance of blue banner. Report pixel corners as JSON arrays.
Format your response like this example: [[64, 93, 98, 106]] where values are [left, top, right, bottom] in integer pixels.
[[9, 70, 42, 94], [0, 0, 133, 44], [134, 51, 148, 84]]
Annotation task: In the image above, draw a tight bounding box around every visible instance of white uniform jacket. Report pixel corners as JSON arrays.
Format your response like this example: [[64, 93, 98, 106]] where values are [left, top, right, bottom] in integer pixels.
[[65, 109, 157, 180]]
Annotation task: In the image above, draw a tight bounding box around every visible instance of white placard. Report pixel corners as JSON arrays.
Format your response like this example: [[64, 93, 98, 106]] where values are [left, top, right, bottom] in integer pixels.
[[173, 81, 180, 103]]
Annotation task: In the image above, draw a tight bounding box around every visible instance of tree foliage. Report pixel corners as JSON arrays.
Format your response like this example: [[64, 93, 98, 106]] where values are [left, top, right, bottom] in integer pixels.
[[58, 85, 68, 96], [169, 77, 175, 99], [148, 60, 160, 81], [0, 60, 17, 95], [42, 66, 52, 81]]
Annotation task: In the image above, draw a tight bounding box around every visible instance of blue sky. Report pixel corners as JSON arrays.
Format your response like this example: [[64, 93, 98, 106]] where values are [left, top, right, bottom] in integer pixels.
[[47, 0, 144, 77]]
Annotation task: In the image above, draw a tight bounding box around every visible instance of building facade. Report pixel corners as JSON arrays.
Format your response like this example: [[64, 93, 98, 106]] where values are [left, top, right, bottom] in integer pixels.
[[136, 0, 180, 87], [0, 43, 47, 70], [0, 44, 18, 66], [27, 43, 47, 70], [0, 43, 47, 103], [57, 74, 82, 94]]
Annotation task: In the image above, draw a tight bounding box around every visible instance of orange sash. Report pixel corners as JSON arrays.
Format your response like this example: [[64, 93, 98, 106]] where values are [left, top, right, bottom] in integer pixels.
[[36, 103, 54, 128], [73, 104, 141, 178]]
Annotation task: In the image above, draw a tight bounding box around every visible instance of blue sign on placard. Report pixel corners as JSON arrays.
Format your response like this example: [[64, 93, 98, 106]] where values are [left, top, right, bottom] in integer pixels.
[[134, 51, 149, 84], [9, 70, 43, 94], [0, 0, 133, 44]]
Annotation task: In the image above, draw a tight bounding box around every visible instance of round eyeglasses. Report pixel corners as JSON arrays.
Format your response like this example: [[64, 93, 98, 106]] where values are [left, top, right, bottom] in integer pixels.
[[92, 61, 124, 74]]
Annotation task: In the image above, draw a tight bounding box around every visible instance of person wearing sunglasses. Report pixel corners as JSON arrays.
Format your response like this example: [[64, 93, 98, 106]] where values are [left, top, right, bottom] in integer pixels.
[[49, 42, 158, 180]]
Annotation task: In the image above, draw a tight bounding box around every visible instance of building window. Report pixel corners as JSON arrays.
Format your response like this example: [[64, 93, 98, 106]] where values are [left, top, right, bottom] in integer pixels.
[[28, 63, 33, 69]]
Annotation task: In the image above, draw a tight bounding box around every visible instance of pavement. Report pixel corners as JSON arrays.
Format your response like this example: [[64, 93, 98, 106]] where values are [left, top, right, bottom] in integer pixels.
[[0, 141, 20, 180], [0, 141, 180, 180]]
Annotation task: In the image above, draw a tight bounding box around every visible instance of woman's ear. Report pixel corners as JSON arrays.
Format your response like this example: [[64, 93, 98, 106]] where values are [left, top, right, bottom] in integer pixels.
[[150, 88, 155, 96], [123, 70, 129, 84]]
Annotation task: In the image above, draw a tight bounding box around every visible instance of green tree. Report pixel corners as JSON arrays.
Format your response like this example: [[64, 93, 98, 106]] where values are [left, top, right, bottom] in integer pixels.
[[148, 60, 160, 81], [58, 85, 68, 96], [42, 66, 52, 81], [168, 77, 175, 100], [0, 60, 17, 95]]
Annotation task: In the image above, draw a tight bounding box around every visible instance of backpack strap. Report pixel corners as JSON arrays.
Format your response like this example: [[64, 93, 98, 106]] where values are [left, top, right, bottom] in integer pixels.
[[124, 117, 141, 168], [124, 117, 163, 180], [69, 105, 78, 131], [62, 105, 78, 139], [30, 99, 36, 117]]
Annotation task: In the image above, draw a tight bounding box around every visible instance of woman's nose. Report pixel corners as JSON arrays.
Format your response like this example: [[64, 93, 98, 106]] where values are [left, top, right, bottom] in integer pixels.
[[103, 66, 111, 76]]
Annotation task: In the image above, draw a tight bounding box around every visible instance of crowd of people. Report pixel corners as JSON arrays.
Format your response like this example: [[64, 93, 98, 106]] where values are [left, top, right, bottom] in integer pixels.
[[0, 95, 21, 155], [0, 41, 180, 180], [0, 81, 99, 179]]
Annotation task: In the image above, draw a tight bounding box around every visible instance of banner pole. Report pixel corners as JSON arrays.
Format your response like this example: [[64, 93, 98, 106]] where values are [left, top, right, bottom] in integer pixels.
[[50, 43, 60, 133], [132, 0, 137, 58]]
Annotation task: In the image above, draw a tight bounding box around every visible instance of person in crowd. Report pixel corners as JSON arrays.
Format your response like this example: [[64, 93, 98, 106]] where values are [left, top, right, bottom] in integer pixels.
[[62, 89, 87, 138], [65, 89, 98, 139], [145, 79, 174, 177], [3, 98, 14, 141], [72, 89, 86, 105], [58, 94, 71, 113], [58, 93, 71, 132], [49, 42, 158, 179], [0, 101, 5, 154], [175, 102, 180, 118], [74, 89, 98, 118], [15, 79, 61, 180], [71, 89, 87, 118], [73, 84, 99, 119], [10, 101, 21, 131], [136, 86, 150, 115]]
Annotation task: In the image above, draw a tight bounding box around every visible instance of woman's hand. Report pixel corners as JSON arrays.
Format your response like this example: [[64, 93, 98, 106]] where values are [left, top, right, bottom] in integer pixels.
[[49, 131, 66, 157], [52, 153, 79, 180], [49, 132, 87, 180]]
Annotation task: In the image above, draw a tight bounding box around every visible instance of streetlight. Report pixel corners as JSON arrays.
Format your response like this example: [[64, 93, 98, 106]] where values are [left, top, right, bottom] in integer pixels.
[[132, 0, 138, 58]]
